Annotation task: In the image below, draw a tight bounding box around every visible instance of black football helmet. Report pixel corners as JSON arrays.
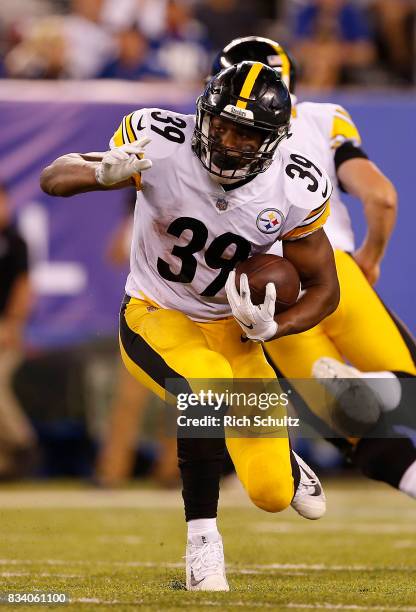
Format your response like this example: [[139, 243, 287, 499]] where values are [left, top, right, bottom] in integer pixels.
[[211, 36, 297, 94], [193, 61, 291, 181]]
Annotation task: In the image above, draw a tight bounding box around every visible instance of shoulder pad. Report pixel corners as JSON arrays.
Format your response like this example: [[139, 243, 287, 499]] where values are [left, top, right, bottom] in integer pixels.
[[294, 101, 337, 134], [297, 101, 339, 114], [110, 108, 193, 160], [294, 102, 361, 150], [110, 108, 150, 149], [279, 145, 333, 212], [329, 105, 362, 149]]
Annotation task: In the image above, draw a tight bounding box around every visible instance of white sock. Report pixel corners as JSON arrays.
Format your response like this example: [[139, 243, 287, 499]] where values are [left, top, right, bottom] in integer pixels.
[[359, 371, 402, 412], [399, 459, 416, 499], [187, 518, 218, 538]]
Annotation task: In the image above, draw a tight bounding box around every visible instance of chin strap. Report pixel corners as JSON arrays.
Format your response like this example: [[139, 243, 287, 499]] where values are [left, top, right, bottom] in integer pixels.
[[208, 172, 245, 186]]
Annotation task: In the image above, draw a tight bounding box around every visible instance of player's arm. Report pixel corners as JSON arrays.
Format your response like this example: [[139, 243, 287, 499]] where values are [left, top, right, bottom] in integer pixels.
[[330, 105, 397, 284], [225, 229, 339, 344], [274, 152, 339, 338], [277, 228, 339, 339], [226, 153, 339, 343], [226, 205, 339, 343], [337, 156, 397, 285], [40, 139, 152, 198], [40, 152, 130, 197]]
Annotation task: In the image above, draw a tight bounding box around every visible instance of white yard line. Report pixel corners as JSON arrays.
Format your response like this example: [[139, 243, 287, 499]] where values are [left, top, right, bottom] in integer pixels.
[[0, 490, 187, 509], [96, 535, 142, 544], [0, 559, 415, 573], [0, 571, 80, 578], [157, 603, 416, 611], [0, 568, 307, 578], [0, 534, 143, 544], [284, 606, 416, 612], [68, 601, 416, 611], [73, 598, 143, 606], [237, 563, 415, 572], [393, 540, 415, 549], [0, 484, 412, 511], [0, 593, 415, 611], [253, 522, 416, 534]]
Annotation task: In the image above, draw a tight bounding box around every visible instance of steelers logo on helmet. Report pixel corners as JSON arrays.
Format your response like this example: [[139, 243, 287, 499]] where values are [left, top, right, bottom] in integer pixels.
[[210, 36, 297, 94], [192, 61, 291, 183], [256, 208, 285, 234]]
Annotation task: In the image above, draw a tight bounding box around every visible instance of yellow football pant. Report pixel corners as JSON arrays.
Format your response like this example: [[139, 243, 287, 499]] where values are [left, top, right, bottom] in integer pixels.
[[265, 249, 416, 429], [119, 296, 294, 512]]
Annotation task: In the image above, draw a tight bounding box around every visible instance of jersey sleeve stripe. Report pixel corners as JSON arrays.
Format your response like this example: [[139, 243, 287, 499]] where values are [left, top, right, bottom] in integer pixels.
[[304, 201, 327, 220], [331, 115, 362, 149], [334, 111, 355, 126], [282, 201, 330, 240], [335, 106, 352, 118], [112, 121, 125, 147], [125, 113, 136, 143], [113, 112, 139, 148], [298, 206, 327, 227], [236, 62, 264, 109], [121, 117, 129, 145]]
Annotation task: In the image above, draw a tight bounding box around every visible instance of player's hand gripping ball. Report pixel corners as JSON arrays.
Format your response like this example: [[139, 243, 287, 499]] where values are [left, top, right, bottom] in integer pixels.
[[225, 269, 276, 343], [236, 254, 300, 314], [225, 254, 300, 342]]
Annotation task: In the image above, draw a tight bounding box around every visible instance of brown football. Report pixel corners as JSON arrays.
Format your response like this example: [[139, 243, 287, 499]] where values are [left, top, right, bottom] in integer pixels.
[[235, 254, 300, 314]]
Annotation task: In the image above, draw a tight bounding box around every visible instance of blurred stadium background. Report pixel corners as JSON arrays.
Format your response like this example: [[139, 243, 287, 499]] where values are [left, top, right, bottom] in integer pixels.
[[0, 0, 415, 486]]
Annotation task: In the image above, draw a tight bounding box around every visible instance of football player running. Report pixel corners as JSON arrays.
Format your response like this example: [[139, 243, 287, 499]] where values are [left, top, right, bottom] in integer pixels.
[[40, 62, 339, 590], [212, 37, 416, 500]]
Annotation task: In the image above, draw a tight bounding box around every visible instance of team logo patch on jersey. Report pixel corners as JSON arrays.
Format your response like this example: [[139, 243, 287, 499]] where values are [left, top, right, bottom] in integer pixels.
[[216, 197, 229, 211], [256, 209, 284, 234]]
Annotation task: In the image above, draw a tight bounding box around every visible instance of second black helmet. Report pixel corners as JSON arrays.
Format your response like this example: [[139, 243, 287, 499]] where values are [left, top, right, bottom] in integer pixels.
[[211, 36, 297, 94]]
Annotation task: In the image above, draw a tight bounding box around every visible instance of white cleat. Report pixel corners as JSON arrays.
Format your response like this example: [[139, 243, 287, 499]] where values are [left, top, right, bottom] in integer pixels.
[[185, 532, 229, 591], [312, 357, 381, 436], [291, 451, 326, 520]]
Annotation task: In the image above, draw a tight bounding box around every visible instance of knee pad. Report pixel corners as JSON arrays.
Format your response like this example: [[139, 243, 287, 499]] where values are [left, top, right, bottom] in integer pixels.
[[248, 479, 294, 512], [244, 446, 294, 512]]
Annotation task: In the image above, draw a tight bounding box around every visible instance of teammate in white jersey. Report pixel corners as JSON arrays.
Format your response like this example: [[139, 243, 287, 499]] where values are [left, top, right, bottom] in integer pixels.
[[41, 62, 340, 590], [212, 37, 416, 500]]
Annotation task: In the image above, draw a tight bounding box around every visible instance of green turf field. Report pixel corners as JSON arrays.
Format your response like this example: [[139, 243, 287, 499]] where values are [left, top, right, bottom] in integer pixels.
[[0, 478, 415, 611]]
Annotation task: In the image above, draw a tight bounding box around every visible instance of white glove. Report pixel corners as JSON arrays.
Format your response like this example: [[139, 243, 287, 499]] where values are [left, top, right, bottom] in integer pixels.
[[95, 137, 152, 186], [225, 271, 278, 342]]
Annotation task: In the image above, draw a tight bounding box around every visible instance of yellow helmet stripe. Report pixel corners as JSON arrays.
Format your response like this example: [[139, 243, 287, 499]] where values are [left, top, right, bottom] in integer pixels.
[[270, 43, 290, 89], [236, 62, 264, 109]]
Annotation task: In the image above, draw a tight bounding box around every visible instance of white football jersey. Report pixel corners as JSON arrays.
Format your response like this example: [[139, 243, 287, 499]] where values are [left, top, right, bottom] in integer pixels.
[[287, 101, 363, 252], [110, 108, 332, 321]]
